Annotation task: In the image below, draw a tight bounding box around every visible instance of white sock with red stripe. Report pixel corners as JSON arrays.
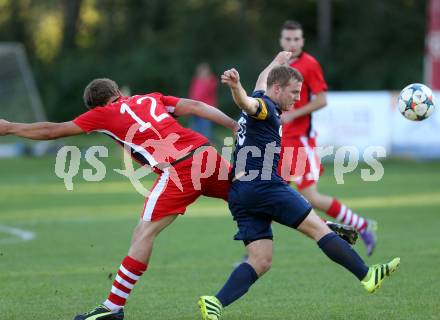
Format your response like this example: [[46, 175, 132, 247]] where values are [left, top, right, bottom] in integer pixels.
[[326, 199, 368, 233], [103, 256, 147, 311]]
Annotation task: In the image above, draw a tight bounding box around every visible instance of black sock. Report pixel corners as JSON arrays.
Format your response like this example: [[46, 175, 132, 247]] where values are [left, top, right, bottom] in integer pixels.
[[215, 262, 258, 307], [318, 232, 369, 280]]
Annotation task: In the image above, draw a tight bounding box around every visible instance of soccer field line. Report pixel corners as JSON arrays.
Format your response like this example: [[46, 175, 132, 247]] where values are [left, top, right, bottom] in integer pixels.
[[0, 225, 36, 244]]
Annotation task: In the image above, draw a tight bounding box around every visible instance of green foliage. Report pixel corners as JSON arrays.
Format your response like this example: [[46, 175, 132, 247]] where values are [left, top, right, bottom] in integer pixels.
[[0, 0, 428, 121]]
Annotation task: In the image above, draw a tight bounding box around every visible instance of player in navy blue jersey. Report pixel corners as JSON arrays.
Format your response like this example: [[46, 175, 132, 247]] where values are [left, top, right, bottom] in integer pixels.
[[198, 52, 400, 320]]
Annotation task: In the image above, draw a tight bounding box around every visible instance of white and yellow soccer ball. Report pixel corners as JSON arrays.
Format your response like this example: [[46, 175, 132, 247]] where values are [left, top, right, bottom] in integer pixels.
[[398, 83, 435, 121]]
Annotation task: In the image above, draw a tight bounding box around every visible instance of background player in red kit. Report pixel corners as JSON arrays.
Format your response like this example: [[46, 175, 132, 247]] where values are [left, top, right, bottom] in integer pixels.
[[277, 20, 377, 255], [0, 78, 237, 320]]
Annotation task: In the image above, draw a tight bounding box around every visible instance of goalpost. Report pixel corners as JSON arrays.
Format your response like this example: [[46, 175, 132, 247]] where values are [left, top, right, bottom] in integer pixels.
[[0, 42, 48, 157]]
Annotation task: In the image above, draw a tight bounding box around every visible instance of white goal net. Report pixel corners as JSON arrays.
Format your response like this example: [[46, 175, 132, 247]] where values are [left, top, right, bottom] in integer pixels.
[[0, 43, 48, 157]]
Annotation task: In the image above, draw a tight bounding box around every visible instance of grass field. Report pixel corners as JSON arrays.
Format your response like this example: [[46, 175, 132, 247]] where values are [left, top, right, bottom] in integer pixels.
[[1, 150, 439, 320]]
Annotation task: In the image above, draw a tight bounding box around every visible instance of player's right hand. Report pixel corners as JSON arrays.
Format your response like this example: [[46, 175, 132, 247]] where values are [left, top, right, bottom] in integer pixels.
[[221, 68, 240, 89], [273, 51, 293, 65], [0, 119, 11, 136]]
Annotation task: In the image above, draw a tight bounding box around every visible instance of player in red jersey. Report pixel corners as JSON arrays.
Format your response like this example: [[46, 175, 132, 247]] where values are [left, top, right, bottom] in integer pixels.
[[277, 20, 377, 255], [1, 77, 359, 319], [0, 78, 236, 320]]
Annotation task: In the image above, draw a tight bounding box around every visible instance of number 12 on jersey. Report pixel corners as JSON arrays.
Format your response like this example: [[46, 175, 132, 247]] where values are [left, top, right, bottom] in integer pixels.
[[120, 96, 170, 132]]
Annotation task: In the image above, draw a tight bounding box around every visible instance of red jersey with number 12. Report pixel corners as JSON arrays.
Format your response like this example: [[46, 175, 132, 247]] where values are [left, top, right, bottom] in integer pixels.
[[282, 52, 327, 140], [73, 92, 209, 167]]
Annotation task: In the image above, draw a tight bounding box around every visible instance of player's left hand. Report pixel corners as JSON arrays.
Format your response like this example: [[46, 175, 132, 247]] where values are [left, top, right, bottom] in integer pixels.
[[221, 68, 240, 89], [0, 119, 11, 136], [273, 51, 293, 65]]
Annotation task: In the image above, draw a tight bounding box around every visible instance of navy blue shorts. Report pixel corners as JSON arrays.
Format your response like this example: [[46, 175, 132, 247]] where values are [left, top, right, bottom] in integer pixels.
[[228, 180, 312, 244]]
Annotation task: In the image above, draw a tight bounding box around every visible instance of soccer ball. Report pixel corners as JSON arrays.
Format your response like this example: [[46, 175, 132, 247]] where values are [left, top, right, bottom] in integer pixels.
[[398, 83, 435, 121]]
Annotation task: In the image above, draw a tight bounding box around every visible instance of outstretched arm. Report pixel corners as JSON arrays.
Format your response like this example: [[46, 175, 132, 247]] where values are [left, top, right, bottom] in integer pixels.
[[281, 92, 327, 124], [0, 119, 84, 140], [221, 68, 260, 115], [254, 51, 293, 92], [173, 99, 238, 131]]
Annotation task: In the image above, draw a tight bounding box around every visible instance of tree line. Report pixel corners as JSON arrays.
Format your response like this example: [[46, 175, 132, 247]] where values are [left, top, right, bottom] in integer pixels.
[[0, 0, 427, 121]]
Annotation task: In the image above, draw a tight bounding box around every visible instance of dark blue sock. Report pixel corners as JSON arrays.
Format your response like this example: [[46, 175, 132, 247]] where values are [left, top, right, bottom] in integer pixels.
[[318, 232, 369, 280], [216, 262, 258, 307]]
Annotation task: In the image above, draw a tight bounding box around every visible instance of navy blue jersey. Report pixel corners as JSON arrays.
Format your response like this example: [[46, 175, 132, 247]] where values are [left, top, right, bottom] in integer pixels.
[[231, 90, 283, 182], [228, 91, 312, 242]]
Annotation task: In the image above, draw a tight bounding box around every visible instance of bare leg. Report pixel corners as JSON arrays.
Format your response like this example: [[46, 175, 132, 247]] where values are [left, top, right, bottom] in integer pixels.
[[246, 239, 273, 276], [297, 209, 369, 280], [298, 183, 333, 212], [299, 182, 377, 256], [128, 215, 177, 264], [100, 215, 178, 312], [215, 239, 272, 308], [296, 209, 332, 241]]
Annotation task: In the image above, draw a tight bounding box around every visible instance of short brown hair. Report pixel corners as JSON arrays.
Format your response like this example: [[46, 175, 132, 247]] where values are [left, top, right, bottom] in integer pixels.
[[83, 78, 120, 109], [267, 66, 303, 88], [281, 20, 303, 32]]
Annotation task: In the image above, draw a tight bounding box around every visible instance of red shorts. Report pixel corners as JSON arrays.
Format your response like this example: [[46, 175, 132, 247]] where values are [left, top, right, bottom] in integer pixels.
[[277, 136, 324, 190], [141, 147, 231, 221]]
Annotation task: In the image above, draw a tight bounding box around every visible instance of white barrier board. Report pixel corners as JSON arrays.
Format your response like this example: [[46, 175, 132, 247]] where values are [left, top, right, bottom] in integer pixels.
[[313, 91, 440, 159]]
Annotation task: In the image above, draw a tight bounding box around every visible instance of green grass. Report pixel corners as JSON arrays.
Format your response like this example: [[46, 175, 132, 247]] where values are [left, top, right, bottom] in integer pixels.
[[0, 154, 439, 319]]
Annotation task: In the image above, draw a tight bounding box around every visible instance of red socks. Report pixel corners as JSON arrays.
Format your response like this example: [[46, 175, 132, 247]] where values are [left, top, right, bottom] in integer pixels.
[[326, 199, 367, 232], [104, 256, 147, 311]]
